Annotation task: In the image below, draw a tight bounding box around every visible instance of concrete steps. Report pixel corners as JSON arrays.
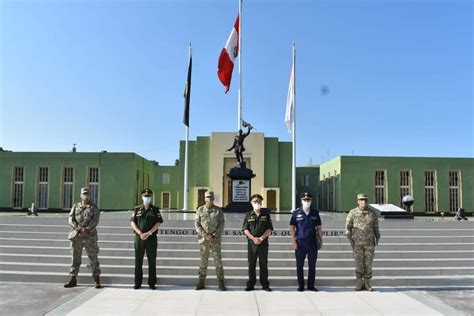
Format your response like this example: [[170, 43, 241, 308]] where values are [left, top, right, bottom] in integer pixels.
[[0, 214, 473, 287]]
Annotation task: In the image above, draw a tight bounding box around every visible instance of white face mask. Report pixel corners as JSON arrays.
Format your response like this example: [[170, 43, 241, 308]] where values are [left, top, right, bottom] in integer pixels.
[[142, 196, 152, 205], [252, 202, 261, 211], [302, 201, 312, 210]]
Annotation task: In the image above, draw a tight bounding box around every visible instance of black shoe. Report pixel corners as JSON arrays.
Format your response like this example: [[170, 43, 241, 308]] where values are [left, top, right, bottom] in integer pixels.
[[262, 286, 272, 292], [149, 285, 156, 290], [245, 286, 254, 291], [297, 286, 305, 292], [134, 284, 141, 289], [307, 287, 318, 292]]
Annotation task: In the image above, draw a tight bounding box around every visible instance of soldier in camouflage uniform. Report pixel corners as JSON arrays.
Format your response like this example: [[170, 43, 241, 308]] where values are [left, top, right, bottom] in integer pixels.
[[64, 187, 101, 289], [194, 191, 226, 291], [345, 193, 381, 291]]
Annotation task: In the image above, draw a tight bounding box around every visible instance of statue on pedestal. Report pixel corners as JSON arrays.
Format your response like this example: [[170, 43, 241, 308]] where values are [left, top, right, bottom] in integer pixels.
[[227, 121, 253, 168]]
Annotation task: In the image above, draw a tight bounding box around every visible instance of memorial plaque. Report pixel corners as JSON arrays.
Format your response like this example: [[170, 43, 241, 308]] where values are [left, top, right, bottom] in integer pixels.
[[232, 180, 250, 202]]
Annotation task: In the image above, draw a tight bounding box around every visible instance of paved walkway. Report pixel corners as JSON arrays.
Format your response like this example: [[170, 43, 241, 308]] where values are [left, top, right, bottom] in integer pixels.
[[45, 286, 469, 316]]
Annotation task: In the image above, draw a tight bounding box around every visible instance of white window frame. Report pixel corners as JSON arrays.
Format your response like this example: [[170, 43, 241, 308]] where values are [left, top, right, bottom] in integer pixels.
[[374, 170, 387, 204], [161, 191, 171, 209], [12, 166, 25, 209], [62, 166, 75, 209], [399, 170, 412, 210], [87, 167, 100, 207], [424, 170, 437, 213], [448, 171, 461, 213], [37, 166, 49, 209]]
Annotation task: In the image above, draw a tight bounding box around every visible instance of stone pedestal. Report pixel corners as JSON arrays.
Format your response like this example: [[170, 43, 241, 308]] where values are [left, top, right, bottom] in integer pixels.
[[224, 164, 255, 212]]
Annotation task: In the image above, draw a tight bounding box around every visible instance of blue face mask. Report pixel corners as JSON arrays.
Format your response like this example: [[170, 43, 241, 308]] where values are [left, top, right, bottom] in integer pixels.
[[142, 196, 152, 205]]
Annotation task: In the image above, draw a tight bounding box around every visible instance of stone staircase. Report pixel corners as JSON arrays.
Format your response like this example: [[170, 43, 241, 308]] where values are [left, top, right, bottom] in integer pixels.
[[0, 213, 473, 288]]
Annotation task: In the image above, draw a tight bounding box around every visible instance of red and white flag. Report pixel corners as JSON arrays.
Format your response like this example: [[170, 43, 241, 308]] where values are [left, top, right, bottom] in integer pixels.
[[218, 15, 239, 93]]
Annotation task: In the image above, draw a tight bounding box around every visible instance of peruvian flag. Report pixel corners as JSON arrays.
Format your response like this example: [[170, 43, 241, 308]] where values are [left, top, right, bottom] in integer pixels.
[[218, 15, 239, 93]]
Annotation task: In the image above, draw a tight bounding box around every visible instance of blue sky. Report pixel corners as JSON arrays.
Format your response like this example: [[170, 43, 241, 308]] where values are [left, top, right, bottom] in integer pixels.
[[1, 0, 472, 165]]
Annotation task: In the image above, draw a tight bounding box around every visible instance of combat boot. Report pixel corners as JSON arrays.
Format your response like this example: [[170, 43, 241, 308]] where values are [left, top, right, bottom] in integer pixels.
[[218, 279, 227, 291], [64, 276, 77, 288], [364, 279, 373, 291], [194, 278, 205, 290], [355, 278, 363, 291], [94, 276, 102, 289]]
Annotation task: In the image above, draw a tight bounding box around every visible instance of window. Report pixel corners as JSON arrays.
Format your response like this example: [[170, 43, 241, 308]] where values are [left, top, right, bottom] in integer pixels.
[[88, 167, 100, 206], [301, 175, 309, 186], [374, 170, 386, 204], [399, 170, 411, 210], [63, 167, 74, 209], [424, 171, 436, 213], [162, 192, 170, 209], [37, 167, 49, 209], [12, 166, 24, 208], [162, 173, 170, 185], [448, 171, 461, 213]]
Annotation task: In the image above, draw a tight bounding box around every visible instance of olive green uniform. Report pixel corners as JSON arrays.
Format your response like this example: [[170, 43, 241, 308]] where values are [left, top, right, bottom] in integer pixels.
[[131, 205, 163, 287], [242, 209, 274, 288]]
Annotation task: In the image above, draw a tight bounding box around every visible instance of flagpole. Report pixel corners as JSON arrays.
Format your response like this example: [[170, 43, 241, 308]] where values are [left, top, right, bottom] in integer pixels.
[[292, 42, 296, 209], [237, 0, 242, 130], [183, 43, 191, 211]]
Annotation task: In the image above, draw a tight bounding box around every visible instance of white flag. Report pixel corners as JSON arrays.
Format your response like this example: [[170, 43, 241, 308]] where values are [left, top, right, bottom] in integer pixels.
[[284, 62, 295, 133]]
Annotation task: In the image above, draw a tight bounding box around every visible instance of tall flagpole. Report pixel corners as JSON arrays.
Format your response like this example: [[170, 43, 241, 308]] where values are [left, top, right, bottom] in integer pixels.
[[183, 43, 191, 211], [292, 42, 296, 209], [237, 0, 243, 130]]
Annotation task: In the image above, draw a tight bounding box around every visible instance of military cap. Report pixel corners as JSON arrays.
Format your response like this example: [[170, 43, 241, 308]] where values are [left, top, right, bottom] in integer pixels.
[[250, 194, 264, 202], [357, 193, 368, 200], [80, 187, 90, 194], [204, 191, 214, 198], [141, 189, 153, 196], [300, 192, 313, 200]]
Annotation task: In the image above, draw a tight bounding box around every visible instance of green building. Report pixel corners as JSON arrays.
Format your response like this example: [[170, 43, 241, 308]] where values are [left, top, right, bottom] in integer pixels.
[[1, 137, 472, 214], [317, 156, 473, 214], [0, 151, 156, 211]]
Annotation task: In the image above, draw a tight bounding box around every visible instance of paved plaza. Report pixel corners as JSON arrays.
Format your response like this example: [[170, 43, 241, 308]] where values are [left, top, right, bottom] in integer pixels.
[[1, 283, 473, 316], [1, 211, 473, 315]]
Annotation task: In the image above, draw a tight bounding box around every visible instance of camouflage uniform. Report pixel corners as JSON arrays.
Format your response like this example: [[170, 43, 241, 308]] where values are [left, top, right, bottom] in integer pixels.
[[195, 205, 225, 281], [345, 207, 380, 280], [68, 202, 101, 278]]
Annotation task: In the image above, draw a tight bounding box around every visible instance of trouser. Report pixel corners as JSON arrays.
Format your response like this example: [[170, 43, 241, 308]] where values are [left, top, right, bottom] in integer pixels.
[[69, 235, 101, 277], [247, 241, 269, 287], [353, 244, 375, 279], [134, 234, 157, 286], [295, 238, 318, 288], [198, 239, 224, 280]]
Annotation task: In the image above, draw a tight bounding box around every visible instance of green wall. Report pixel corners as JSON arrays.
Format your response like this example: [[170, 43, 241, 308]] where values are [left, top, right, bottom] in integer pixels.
[[0, 151, 143, 210], [337, 156, 473, 213], [278, 142, 292, 210], [296, 166, 320, 209], [264, 138, 279, 188]]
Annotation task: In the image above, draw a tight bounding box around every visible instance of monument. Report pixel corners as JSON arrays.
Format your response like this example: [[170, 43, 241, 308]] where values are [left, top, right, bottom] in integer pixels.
[[225, 122, 255, 212]]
